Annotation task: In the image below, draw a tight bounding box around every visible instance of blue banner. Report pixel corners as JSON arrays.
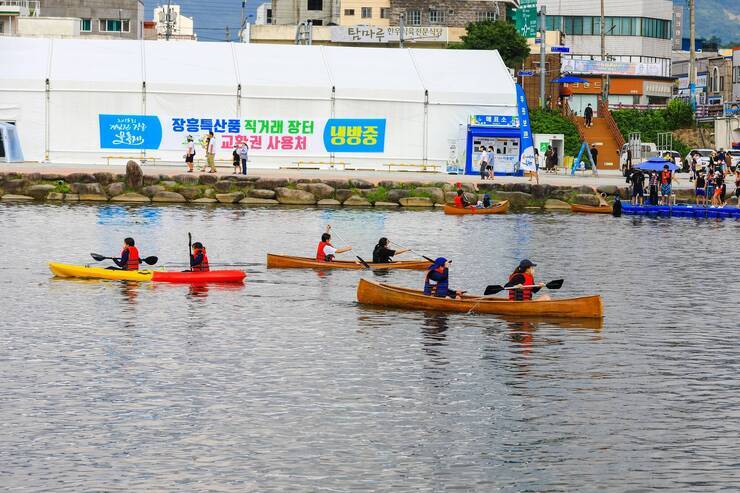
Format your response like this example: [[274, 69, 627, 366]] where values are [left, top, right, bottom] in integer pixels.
[[470, 114, 518, 127], [323, 118, 386, 153], [515, 84, 536, 172], [99, 114, 162, 149]]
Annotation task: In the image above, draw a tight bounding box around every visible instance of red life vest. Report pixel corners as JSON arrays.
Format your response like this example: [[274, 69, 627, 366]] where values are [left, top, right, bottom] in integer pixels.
[[316, 241, 333, 262], [508, 272, 534, 301], [660, 170, 672, 185], [192, 247, 210, 272], [454, 195, 464, 207], [121, 245, 140, 270]]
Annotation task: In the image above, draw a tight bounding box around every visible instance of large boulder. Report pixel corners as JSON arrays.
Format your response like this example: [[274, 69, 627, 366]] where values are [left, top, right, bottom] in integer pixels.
[[317, 198, 341, 206], [343, 195, 372, 206], [71, 182, 105, 196], [348, 178, 373, 189], [275, 187, 316, 205], [26, 184, 56, 200], [192, 198, 218, 204], [597, 185, 619, 197], [253, 178, 291, 190], [216, 192, 245, 203], [4, 179, 28, 194], [297, 182, 335, 199], [414, 187, 445, 204], [495, 191, 533, 209], [63, 194, 79, 201], [530, 184, 554, 199], [142, 185, 165, 197], [335, 189, 353, 203], [66, 172, 97, 183], [78, 194, 109, 202], [107, 182, 125, 197], [374, 201, 400, 207], [377, 180, 400, 189], [41, 173, 64, 181], [477, 182, 504, 192], [576, 185, 596, 194], [152, 191, 187, 203], [459, 182, 477, 193], [387, 189, 410, 203], [198, 173, 219, 185], [323, 179, 351, 189], [142, 174, 159, 186], [544, 199, 571, 210], [24, 172, 42, 182], [179, 188, 202, 201], [1, 194, 34, 201], [111, 193, 151, 203], [93, 172, 114, 186], [548, 187, 574, 201], [46, 192, 65, 201], [399, 196, 434, 207], [503, 182, 532, 194], [573, 194, 601, 206], [239, 197, 279, 205], [174, 173, 199, 185], [125, 161, 143, 189], [250, 189, 276, 199], [214, 181, 233, 193]]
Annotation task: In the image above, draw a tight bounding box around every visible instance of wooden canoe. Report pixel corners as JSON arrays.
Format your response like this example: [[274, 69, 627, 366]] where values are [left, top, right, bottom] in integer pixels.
[[571, 204, 612, 214], [443, 201, 509, 215], [356, 278, 603, 319], [266, 254, 432, 270]]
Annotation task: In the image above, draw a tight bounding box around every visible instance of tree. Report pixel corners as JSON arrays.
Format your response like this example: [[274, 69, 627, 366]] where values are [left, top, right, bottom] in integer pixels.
[[457, 20, 530, 68]]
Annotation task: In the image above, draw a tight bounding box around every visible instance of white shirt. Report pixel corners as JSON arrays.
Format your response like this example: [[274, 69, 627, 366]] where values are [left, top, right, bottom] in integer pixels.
[[208, 137, 216, 154], [187, 141, 195, 155], [323, 245, 337, 256], [478, 151, 488, 166]]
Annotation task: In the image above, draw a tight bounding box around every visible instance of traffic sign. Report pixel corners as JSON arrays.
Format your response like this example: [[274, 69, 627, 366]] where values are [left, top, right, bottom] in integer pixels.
[[550, 46, 570, 53], [514, 0, 538, 38], [518, 70, 535, 77]]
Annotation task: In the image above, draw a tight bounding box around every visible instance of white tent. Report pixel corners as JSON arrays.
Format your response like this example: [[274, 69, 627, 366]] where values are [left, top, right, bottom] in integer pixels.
[[0, 37, 519, 170]]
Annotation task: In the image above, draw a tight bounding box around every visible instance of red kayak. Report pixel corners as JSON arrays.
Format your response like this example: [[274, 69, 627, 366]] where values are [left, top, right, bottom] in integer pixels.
[[151, 270, 246, 283]]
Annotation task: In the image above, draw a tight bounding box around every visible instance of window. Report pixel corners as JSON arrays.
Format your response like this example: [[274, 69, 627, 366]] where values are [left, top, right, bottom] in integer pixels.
[[310, 19, 323, 25], [429, 9, 445, 24], [344, 9, 355, 16], [361, 7, 372, 18], [406, 9, 421, 26], [380, 8, 390, 19], [99, 19, 130, 33], [80, 18, 91, 32], [719, 76, 724, 91], [307, 0, 322, 11], [477, 11, 497, 22]]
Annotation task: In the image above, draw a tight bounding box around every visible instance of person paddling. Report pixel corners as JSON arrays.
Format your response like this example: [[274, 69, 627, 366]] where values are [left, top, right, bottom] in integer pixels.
[[190, 241, 210, 272], [316, 227, 352, 262], [372, 237, 409, 263], [113, 237, 140, 270], [453, 189, 471, 208], [423, 257, 460, 299], [504, 259, 549, 301]]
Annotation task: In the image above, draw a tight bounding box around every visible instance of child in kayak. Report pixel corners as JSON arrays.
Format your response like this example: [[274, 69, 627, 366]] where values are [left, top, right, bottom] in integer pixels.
[[505, 259, 549, 301], [190, 242, 210, 272], [113, 237, 140, 270]]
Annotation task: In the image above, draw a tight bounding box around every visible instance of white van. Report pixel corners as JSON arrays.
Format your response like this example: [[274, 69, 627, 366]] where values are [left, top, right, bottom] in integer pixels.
[[619, 142, 658, 167]]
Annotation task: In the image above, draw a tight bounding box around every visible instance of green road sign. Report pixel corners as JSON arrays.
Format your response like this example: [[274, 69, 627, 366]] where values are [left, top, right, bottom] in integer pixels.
[[515, 0, 539, 38]]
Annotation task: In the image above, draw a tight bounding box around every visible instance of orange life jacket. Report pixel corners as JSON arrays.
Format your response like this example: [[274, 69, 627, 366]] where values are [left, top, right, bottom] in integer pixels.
[[508, 272, 534, 301], [121, 245, 140, 271], [192, 247, 210, 272], [316, 241, 332, 262]]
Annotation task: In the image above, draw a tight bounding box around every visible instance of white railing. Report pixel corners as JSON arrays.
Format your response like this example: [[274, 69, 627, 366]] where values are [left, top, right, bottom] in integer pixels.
[[0, 0, 40, 16]]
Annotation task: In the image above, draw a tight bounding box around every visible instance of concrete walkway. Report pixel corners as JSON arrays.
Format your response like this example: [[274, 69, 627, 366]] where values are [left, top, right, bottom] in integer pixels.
[[1, 161, 696, 190]]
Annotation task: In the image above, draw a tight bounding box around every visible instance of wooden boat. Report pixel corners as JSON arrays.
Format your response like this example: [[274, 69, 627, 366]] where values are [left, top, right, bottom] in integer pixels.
[[356, 278, 603, 319], [266, 254, 432, 270], [443, 201, 509, 215], [571, 204, 612, 214]]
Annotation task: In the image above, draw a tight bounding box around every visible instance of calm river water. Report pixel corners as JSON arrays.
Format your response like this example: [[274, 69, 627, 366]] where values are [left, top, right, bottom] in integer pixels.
[[1, 202, 738, 492]]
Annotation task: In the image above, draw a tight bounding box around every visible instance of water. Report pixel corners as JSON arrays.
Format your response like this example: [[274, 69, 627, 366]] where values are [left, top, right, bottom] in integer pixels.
[[1, 202, 739, 492]]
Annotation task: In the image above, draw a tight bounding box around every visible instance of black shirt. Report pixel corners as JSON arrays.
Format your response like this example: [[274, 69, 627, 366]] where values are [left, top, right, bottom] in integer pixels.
[[373, 245, 396, 263], [630, 170, 645, 188], [695, 176, 706, 188]]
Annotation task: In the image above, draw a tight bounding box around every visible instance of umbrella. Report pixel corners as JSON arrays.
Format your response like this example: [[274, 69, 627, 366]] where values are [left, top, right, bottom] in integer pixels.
[[634, 157, 679, 172], [551, 75, 589, 84]]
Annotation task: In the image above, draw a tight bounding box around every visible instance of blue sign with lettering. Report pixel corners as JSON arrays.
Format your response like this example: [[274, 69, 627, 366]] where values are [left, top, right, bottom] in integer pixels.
[[99, 114, 162, 149], [518, 70, 534, 77], [471, 115, 518, 127], [323, 118, 386, 153], [550, 46, 570, 53]]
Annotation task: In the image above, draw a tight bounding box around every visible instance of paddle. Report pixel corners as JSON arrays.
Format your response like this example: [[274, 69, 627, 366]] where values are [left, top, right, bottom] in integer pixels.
[[187, 232, 193, 272], [90, 253, 158, 265], [388, 240, 435, 263], [483, 279, 564, 296], [328, 225, 371, 269]]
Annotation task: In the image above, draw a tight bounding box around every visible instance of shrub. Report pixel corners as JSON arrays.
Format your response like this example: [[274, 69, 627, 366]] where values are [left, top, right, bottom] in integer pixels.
[[529, 109, 581, 156], [364, 186, 389, 204]]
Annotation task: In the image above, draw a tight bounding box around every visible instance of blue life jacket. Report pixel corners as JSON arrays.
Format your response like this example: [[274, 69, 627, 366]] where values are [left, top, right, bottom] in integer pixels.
[[424, 267, 449, 297]]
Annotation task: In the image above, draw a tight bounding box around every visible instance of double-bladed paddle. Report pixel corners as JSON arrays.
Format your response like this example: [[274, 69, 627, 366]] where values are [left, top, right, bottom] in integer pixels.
[[483, 279, 564, 296], [90, 253, 158, 265]]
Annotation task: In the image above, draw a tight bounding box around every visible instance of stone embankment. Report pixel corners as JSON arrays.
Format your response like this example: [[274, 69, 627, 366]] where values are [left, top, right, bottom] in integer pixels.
[[1, 160, 726, 210]]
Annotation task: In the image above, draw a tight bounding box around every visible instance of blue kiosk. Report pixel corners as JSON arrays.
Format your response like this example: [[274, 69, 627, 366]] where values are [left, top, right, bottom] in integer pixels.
[[464, 84, 535, 176]]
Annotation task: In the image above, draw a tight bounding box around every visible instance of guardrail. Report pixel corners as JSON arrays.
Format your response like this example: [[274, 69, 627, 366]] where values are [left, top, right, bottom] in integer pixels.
[[599, 99, 625, 149], [0, 0, 40, 16]]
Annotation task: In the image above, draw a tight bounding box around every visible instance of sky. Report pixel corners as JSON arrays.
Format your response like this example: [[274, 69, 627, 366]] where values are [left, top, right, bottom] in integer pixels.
[[143, 0, 262, 42]]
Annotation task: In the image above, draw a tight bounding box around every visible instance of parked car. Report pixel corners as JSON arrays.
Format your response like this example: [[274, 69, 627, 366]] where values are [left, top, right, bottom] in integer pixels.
[[685, 149, 713, 169], [619, 143, 658, 167]]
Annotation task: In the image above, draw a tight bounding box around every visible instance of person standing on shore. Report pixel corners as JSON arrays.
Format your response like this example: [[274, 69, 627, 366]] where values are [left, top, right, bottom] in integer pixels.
[[584, 103, 593, 127], [694, 170, 706, 206], [529, 148, 540, 184], [590, 144, 599, 169], [238, 143, 249, 175], [629, 167, 645, 205], [185, 135, 195, 173], [478, 145, 489, 180], [206, 131, 217, 173], [232, 146, 240, 174]]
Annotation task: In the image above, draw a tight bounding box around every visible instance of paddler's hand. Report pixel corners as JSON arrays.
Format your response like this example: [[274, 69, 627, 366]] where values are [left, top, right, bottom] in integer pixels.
[[538, 282, 545, 288]]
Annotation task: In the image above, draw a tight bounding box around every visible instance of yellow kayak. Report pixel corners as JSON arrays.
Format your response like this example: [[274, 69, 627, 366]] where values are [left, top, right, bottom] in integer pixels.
[[48, 262, 154, 281]]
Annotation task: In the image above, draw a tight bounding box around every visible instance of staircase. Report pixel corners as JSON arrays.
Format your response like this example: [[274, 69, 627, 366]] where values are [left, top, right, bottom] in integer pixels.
[[573, 101, 624, 170]]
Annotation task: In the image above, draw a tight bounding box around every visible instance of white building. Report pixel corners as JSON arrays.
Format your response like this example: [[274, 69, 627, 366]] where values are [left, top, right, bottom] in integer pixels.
[[153, 4, 194, 40], [255, 3, 272, 25], [0, 36, 534, 175]]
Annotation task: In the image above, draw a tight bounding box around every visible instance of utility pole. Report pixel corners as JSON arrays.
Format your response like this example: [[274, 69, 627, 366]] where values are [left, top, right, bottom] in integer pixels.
[[399, 13, 405, 48], [164, 0, 172, 40], [600, 0, 606, 103], [688, 0, 697, 113], [539, 5, 546, 108], [240, 1, 245, 42], [225, 26, 231, 42]]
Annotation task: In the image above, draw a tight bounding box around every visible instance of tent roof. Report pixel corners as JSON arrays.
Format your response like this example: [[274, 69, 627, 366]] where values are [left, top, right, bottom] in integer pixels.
[[0, 37, 517, 106]]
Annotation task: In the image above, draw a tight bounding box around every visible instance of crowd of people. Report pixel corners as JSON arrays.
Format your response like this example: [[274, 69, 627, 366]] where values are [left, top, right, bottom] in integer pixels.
[[184, 133, 249, 175]]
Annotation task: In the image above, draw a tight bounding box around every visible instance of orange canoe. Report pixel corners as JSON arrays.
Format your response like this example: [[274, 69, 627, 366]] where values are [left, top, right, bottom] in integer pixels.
[[571, 204, 612, 214], [356, 278, 603, 319], [266, 254, 432, 270], [443, 201, 509, 215]]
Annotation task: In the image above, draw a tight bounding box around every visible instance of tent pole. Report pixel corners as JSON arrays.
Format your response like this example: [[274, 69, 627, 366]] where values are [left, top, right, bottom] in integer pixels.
[[423, 89, 428, 165], [44, 77, 50, 162]]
